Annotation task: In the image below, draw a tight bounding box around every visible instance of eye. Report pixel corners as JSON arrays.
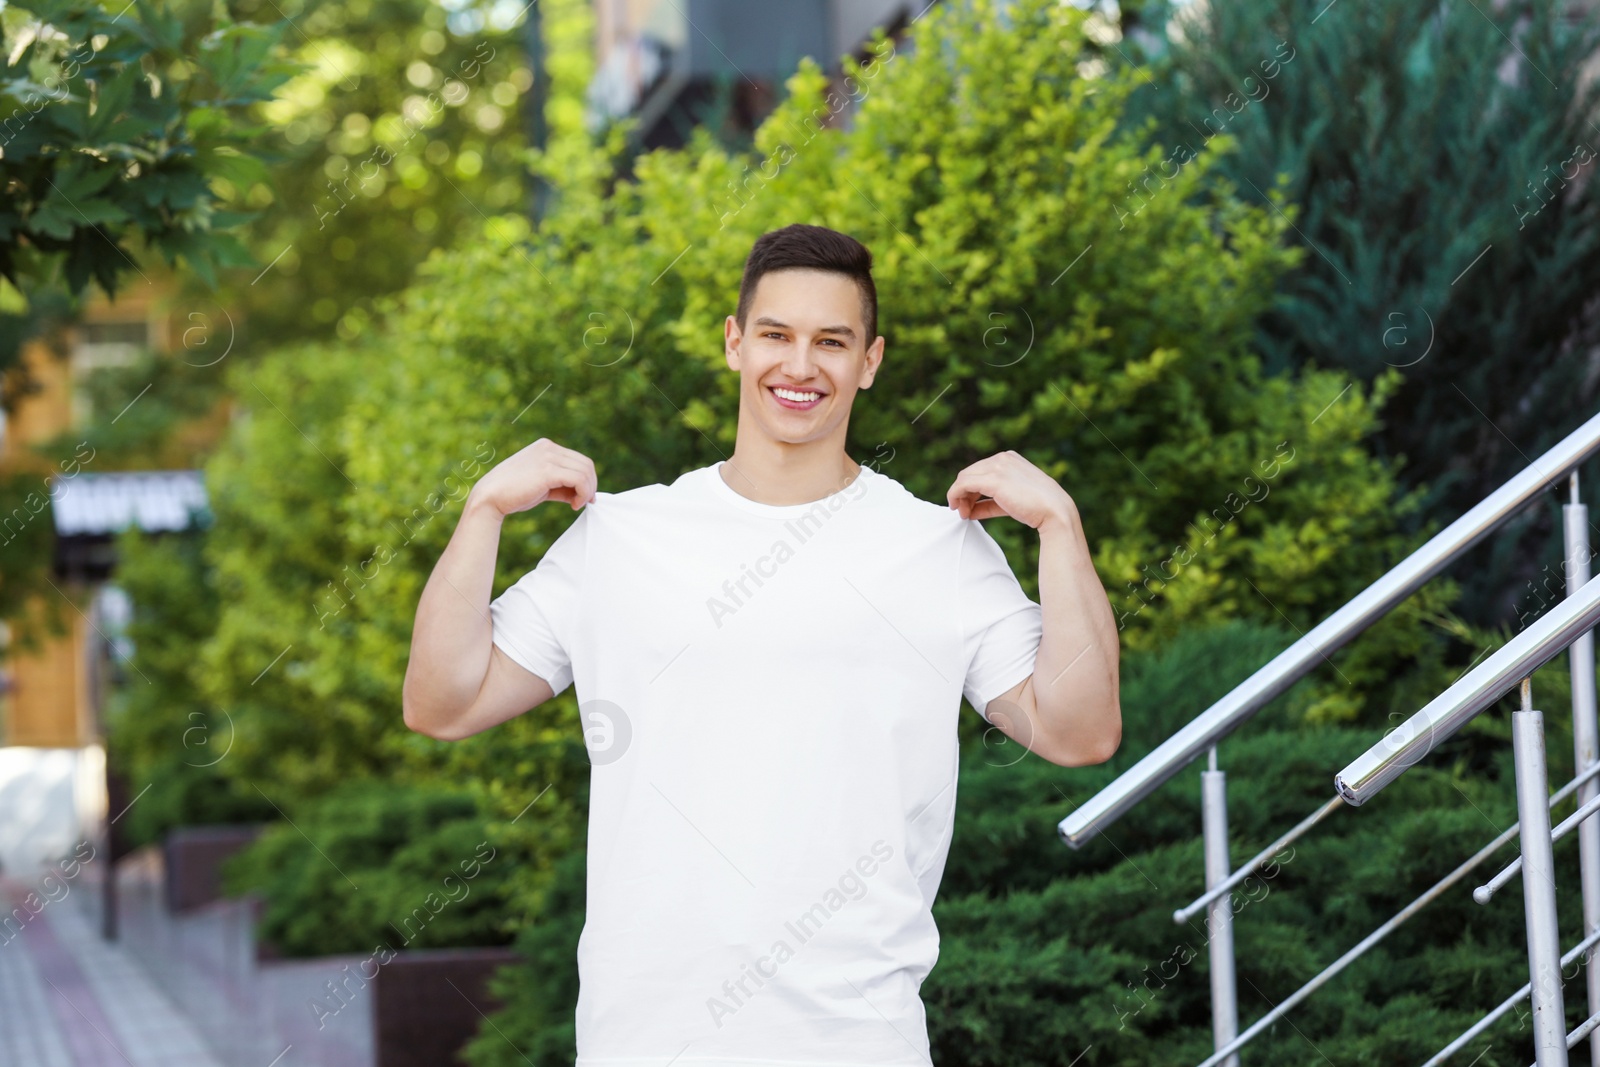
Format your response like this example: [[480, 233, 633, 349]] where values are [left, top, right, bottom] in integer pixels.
[[763, 331, 785, 340], [820, 338, 843, 347]]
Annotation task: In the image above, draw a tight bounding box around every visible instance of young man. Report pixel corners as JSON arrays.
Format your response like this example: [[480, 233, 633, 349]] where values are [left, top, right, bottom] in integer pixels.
[[403, 223, 1121, 1066]]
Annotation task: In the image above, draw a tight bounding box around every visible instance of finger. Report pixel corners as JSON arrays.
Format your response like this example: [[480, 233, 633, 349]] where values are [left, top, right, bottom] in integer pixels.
[[948, 478, 984, 512], [542, 456, 595, 509], [578, 455, 598, 507], [953, 494, 1001, 520], [950, 491, 988, 519], [555, 451, 599, 508], [946, 458, 1001, 511], [948, 479, 991, 510]]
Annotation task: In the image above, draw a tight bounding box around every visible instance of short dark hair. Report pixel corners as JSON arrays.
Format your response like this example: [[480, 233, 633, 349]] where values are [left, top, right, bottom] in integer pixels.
[[736, 223, 878, 344]]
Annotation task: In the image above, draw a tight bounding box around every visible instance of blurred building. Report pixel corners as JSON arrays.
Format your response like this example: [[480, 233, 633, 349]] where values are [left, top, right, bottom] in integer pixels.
[[587, 0, 926, 149], [0, 286, 215, 876]]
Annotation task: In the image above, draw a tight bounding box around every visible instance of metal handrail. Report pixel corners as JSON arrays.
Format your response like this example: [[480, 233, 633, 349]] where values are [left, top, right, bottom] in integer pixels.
[[1184, 536, 1600, 1064], [1058, 408, 1600, 849], [1184, 593, 1600, 1067], [1194, 777, 1600, 1067], [1335, 572, 1600, 805]]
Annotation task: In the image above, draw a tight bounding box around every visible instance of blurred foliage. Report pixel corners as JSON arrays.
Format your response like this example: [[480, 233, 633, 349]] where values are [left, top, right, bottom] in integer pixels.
[[459, 841, 584, 1067], [0, 463, 74, 651], [1118, 0, 1600, 627], [0, 0, 291, 652], [0, 326, 236, 653], [195, 0, 546, 352], [91, 0, 596, 910], [197, 337, 400, 794], [103, 520, 277, 851], [219, 779, 519, 956], [50, 342, 234, 467], [0, 0, 297, 380]]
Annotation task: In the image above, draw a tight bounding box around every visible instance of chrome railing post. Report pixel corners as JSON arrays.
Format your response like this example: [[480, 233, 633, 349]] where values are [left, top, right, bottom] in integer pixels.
[[1563, 471, 1600, 1067], [1201, 745, 1240, 1067], [1513, 681, 1570, 1066]]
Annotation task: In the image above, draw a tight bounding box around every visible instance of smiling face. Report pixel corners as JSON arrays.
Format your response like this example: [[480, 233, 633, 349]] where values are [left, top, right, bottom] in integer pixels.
[[724, 267, 884, 450]]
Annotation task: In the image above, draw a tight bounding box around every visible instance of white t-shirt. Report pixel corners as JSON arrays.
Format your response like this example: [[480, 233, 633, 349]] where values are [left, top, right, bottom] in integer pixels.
[[488, 459, 1042, 1067]]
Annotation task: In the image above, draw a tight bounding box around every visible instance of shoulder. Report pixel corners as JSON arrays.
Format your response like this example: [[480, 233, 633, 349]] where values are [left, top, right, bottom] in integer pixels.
[[576, 472, 692, 527], [860, 466, 966, 535], [583, 481, 670, 516]]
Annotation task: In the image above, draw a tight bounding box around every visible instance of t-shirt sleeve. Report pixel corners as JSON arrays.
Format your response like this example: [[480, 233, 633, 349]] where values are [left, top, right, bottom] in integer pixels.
[[488, 508, 589, 698], [959, 519, 1043, 723]]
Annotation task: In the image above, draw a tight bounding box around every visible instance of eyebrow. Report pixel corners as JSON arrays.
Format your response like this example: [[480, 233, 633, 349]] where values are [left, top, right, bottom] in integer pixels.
[[753, 316, 857, 342]]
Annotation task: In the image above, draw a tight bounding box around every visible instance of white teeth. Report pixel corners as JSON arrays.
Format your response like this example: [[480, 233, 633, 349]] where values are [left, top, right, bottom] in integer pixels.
[[773, 387, 822, 403]]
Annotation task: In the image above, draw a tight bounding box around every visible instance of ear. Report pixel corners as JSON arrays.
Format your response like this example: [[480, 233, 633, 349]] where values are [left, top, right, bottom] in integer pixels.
[[859, 334, 885, 389], [725, 314, 742, 371]]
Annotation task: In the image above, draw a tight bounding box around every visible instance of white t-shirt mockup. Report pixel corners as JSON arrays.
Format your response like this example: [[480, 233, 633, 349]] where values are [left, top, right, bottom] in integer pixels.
[[488, 459, 1043, 1067]]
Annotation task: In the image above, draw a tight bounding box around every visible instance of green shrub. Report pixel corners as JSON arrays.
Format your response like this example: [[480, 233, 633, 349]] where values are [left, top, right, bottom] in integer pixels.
[[221, 780, 516, 957], [104, 525, 277, 851], [925, 619, 1591, 1066], [1120, 0, 1600, 625]]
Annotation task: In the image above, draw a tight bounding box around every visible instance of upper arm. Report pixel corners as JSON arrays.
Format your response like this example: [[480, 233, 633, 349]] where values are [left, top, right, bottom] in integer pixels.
[[434, 642, 557, 741], [982, 673, 1113, 768], [959, 519, 1044, 717], [461, 506, 587, 740], [978, 673, 1042, 759]]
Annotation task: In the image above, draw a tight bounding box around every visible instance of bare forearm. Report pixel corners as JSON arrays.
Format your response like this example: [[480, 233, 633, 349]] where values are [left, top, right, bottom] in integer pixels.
[[1032, 504, 1121, 758], [403, 490, 505, 731]]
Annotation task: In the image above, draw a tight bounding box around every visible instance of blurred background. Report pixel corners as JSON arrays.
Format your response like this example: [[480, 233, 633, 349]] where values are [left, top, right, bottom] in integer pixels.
[[4, 0, 1600, 1063]]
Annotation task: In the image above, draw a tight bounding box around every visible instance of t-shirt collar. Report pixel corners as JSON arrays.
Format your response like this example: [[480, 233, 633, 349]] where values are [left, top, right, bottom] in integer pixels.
[[703, 460, 874, 518]]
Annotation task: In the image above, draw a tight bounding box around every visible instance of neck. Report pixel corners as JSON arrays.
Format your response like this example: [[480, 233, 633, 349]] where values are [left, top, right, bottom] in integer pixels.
[[719, 448, 861, 507]]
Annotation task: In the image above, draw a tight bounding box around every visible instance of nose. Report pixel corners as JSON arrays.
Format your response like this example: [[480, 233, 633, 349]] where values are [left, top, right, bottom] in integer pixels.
[[780, 340, 822, 381]]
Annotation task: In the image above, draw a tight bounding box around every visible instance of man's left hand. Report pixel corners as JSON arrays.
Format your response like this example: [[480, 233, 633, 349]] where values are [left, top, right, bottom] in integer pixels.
[[946, 450, 1077, 531]]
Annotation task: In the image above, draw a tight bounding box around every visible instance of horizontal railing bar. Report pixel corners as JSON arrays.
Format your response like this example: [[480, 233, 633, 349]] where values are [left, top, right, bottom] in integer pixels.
[[1422, 925, 1600, 1067], [1335, 574, 1600, 806], [1476, 791, 1600, 904], [1178, 755, 1600, 930], [1569, 1009, 1600, 1050], [1059, 409, 1600, 849], [1188, 757, 1600, 1067], [1192, 804, 1549, 1067], [1173, 795, 1342, 925], [1551, 756, 1600, 810], [1545, 1007, 1600, 1065]]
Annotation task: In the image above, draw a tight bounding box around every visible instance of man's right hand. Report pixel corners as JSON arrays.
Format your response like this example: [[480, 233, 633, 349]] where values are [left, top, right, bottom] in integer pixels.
[[471, 437, 599, 516], [404, 437, 595, 741]]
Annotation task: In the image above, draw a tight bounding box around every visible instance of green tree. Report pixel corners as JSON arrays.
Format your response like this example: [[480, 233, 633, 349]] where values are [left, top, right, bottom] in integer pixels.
[[1118, 0, 1600, 626], [0, 0, 296, 375], [0, 0, 293, 653], [199, 0, 540, 350]]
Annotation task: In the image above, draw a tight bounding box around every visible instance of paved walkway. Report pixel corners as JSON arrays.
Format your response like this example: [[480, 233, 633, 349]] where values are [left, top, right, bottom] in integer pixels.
[[0, 874, 224, 1067]]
